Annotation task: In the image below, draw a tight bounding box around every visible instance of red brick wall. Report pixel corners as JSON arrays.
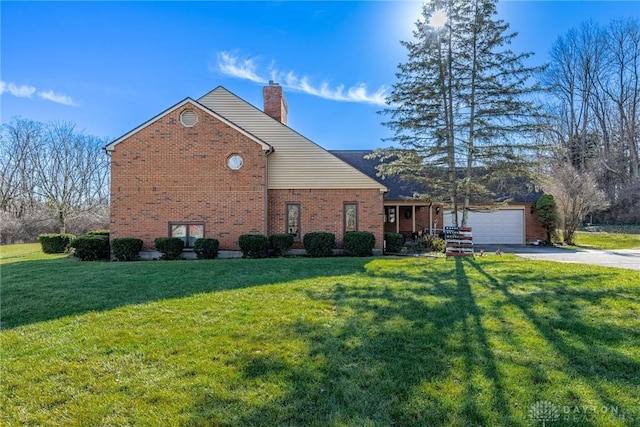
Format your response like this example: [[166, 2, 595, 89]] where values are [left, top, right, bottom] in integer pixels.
[[110, 102, 268, 250], [524, 202, 547, 242], [268, 189, 385, 249]]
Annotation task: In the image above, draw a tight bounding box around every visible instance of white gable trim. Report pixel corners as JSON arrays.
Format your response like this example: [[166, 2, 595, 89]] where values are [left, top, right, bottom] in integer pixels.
[[104, 98, 272, 152]]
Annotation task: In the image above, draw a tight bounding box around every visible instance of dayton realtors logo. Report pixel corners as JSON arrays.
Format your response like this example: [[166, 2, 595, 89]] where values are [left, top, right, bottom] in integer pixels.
[[528, 400, 559, 426], [528, 400, 635, 425]]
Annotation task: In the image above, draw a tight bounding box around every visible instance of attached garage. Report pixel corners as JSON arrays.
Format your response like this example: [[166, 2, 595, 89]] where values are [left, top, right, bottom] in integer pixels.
[[446, 208, 525, 244]]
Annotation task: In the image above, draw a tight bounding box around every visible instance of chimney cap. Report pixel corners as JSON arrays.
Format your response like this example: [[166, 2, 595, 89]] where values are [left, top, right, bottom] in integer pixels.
[[268, 80, 279, 86]]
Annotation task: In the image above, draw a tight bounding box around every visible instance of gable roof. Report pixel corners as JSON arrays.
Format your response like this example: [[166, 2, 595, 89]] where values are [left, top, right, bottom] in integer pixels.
[[104, 98, 272, 152], [330, 150, 420, 200], [198, 87, 387, 191], [331, 150, 543, 203]]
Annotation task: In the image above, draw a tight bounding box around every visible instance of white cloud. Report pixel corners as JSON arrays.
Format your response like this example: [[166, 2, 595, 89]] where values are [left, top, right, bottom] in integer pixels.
[[216, 52, 388, 106], [0, 80, 77, 106], [37, 90, 78, 106], [0, 81, 37, 98], [216, 52, 267, 84]]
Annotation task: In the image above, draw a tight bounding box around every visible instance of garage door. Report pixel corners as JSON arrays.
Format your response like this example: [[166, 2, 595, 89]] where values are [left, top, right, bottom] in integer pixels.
[[445, 209, 525, 244]]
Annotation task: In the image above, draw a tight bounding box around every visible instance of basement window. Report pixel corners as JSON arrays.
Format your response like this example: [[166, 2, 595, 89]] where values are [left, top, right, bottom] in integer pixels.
[[170, 222, 204, 248]]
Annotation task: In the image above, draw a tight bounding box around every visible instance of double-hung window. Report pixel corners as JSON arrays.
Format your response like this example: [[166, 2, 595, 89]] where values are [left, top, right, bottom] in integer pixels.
[[384, 207, 396, 224]]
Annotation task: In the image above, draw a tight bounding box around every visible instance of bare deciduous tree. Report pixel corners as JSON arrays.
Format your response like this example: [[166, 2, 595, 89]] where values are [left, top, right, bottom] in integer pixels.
[[543, 18, 640, 223], [32, 122, 109, 233], [546, 163, 609, 245], [0, 118, 109, 242]]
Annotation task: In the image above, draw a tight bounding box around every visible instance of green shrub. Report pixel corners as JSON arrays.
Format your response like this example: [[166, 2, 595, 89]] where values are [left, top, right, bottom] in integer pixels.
[[269, 233, 294, 257], [415, 234, 446, 253], [426, 235, 446, 253], [111, 237, 143, 261], [38, 233, 75, 254], [70, 235, 110, 261], [238, 234, 269, 258], [384, 232, 405, 253], [154, 237, 185, 260], [535, 194, 559, 243], [86, 229, 110, 236], [193, 238, 219, 259], [303, 232, 336, 257], [344, 231, 375, 256]]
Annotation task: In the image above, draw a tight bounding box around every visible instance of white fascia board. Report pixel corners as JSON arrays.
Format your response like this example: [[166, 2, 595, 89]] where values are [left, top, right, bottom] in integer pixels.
[[104, 98, 272, 153]]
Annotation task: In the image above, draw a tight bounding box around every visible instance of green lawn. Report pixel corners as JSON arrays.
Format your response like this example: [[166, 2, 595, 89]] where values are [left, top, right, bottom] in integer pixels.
[[1, 244, 639, 426], [572, 231, 640, 250]]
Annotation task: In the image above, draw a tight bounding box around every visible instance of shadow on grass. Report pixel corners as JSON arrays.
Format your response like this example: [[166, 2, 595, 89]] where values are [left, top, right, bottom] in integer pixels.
[[188, 258, 523, 426], [187, 257, 639, 426], [464, 258, 639, 425], [0, 257, 369, 330]]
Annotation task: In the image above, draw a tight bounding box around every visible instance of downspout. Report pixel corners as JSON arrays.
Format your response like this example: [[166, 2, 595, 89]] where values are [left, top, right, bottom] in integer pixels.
[[264, 147, 274, 238]]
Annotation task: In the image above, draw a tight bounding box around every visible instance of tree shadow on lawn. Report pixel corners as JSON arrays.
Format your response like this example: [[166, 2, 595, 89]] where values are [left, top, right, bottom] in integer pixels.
[[187, 257, 639, 426], [188, 258, 527, 426], [0, 257, 367, 330], [464, 258, 640, 425]]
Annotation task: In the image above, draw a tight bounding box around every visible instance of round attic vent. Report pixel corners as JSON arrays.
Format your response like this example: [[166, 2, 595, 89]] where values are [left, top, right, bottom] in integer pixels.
[[180, 110, 198, 127]]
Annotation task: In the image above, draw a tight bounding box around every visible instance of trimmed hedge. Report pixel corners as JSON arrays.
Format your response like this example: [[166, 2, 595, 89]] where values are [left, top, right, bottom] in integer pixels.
[[154, 237, 185, 260], [70, 235, 110, 261], [194, 238, 219, 259], [384, 232, 405, 253], [303, 232, 336, 257], [269, 233, 294, 257], [38, 233, 75, 254], [86, 230, 110, 236], [344, 231, 375, 257], [111, 237, 143, 261], [238, 234, 269, 258]]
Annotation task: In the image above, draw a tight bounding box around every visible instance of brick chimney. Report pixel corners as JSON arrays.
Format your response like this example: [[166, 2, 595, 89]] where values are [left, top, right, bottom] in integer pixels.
[[263, 81, 288, 125]]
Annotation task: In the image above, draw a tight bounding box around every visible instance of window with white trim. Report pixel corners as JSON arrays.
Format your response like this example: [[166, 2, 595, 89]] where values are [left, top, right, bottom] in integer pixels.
[[170, 222, 204, 248], [286, 203, 301, 241], [344, 203, 358, 233]]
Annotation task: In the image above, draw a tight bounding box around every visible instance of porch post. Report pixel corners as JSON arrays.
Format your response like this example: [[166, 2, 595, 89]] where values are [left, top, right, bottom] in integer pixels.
[[396, 204, 400, 234], [412, 205, 416, 233], [429, 204, 433, 235]]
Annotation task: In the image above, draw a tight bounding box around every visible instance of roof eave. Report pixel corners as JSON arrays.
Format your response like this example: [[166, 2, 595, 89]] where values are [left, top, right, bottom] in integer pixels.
[[104, 97, 272, 153]]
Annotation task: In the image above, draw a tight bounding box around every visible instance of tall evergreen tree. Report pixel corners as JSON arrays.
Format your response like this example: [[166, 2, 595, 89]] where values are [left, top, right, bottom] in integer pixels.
[[371, 0, 546, 226]]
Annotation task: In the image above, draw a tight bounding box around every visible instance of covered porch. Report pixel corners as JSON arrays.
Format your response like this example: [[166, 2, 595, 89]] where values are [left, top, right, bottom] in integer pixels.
[[384, 202, 445, 239]]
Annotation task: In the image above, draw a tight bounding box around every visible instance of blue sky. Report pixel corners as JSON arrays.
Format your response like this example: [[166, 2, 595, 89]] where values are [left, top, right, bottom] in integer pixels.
[[2, 1, 639, 150]]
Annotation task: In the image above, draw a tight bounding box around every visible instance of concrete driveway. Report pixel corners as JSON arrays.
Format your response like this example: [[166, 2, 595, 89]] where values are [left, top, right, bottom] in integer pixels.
[[475, 245, 640, 271]]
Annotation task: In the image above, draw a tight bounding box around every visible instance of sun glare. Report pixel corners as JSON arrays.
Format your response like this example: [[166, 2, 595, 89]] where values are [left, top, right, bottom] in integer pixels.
[[429, 9, 448, 28]]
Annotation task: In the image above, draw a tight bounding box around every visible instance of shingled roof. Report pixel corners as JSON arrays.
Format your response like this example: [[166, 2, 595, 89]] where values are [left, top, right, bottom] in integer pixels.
[[330, 150, 543, 203]]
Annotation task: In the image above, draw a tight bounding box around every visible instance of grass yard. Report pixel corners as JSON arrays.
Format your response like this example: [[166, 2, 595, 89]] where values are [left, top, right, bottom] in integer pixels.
[[1, 244, 639, 426], [572, 231, 640, 250]]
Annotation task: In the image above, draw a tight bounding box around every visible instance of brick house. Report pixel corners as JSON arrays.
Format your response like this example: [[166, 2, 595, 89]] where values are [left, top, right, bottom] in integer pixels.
[[332, 150, 547, 245], [106, 83, 388, 252], [107, 83, 546, 253]]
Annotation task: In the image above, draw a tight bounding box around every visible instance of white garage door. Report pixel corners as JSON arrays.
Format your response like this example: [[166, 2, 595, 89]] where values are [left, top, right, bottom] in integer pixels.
[[446, 209, 525, 244]]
